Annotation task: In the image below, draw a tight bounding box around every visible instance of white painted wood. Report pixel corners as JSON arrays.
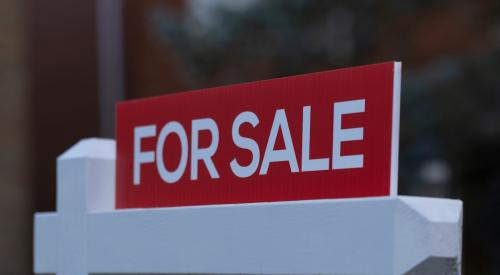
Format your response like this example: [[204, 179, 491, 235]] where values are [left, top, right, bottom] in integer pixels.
[[34, 138, 115, 275], [34, 138, 462, 275], [390, 61, 401, 196], [33, 213, 58, 272]]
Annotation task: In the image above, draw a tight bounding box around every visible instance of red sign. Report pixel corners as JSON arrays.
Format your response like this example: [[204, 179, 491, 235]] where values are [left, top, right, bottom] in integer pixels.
[[116, 61, 401, 208]]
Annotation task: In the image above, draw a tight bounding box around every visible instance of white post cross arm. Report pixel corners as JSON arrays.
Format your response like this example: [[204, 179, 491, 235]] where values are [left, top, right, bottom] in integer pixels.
[[34, 138, 463, 275]]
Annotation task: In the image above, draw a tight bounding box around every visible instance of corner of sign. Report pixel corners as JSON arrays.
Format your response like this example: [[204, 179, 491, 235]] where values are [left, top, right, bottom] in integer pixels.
[[394, 61, 402, 72], [57, 138, 116, 161]]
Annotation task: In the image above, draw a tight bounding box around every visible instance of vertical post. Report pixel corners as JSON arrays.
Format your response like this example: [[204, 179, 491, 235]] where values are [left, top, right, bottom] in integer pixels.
[[56, 138, 115, 275], [96, 0, 124, 138]]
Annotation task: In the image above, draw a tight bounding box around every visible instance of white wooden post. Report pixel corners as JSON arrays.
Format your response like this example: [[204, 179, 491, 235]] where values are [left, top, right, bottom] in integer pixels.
[[34, 138, 115, 275], [34, 138, 462, 275]]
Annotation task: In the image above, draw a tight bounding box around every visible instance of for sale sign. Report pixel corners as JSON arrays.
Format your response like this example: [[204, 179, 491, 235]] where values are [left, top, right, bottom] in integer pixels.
[[116, 62, 401, 208]]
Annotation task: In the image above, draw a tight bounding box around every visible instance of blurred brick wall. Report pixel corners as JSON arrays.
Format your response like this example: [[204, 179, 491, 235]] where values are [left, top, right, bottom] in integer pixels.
[[0, 0, 32, 274], [124, 0, 187, 98], [27, 0, 100, 214], [0, 0, 101, 273]]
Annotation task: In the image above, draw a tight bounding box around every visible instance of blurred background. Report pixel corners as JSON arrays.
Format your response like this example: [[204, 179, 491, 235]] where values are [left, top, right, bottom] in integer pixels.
[[1, 0, 500, 273]]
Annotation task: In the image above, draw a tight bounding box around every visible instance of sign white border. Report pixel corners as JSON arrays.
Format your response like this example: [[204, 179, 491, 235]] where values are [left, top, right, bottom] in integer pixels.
[[391, 61, 402, 196]]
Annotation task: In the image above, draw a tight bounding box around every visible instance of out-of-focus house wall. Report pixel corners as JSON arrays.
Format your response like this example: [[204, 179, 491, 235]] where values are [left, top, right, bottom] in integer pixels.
[[0, 0, 31, 274], [123, 0, 187, 98]]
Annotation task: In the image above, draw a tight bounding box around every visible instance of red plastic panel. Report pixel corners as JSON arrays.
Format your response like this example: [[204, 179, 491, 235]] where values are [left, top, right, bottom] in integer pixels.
[[116, 62, 399, 208]]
